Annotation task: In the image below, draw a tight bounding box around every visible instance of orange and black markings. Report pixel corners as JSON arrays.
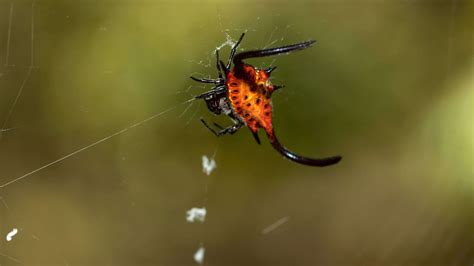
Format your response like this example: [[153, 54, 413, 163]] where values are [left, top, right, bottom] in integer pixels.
[[191, 33, 342, 167], [227, 65, 274, 137]]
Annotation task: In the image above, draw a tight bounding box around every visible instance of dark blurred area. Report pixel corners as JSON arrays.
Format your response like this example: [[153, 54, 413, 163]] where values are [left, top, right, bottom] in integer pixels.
[[0, 0, 472, 265]]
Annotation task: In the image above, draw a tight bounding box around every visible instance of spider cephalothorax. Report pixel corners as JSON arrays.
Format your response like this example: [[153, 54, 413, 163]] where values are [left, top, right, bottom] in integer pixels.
[[191, 33, 341, 166]]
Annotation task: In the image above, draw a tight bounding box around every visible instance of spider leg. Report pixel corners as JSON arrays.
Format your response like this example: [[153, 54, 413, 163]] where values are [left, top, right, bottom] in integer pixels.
[[219, 60, 229, 75], [213, 122, 225, 130], [226, 33, 245, 69], [195, 86, 226, 100], [190, 76, 223, 84], [215, 49, 223, 79], [190, 46, 227, 83], [191, 33, 245, 83], [217, 121, 243, 136], [200, 118, 220, 136], [233, 40, 316, 66], [200, 118, 243, 136]]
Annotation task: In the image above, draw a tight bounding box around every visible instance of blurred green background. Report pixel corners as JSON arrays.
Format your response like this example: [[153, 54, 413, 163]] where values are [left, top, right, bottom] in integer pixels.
[[0, 0, 472, 265]]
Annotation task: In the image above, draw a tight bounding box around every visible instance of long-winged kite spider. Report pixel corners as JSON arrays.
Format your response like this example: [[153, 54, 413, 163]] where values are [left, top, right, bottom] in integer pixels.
[[191, 33, 341, 167]]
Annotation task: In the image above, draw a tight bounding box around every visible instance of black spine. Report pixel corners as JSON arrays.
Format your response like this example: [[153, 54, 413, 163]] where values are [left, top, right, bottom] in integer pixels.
[[233, 40, 316, 66], [268, 131, 341, 167]]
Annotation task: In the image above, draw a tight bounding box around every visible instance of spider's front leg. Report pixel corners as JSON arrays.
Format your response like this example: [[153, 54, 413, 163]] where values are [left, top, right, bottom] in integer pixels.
[[218, 121, 243, 135], [190, 47, 228, 84], [200, 118, 243, 137], [190, 76, 223, 84], [226, 33, 245, 69]]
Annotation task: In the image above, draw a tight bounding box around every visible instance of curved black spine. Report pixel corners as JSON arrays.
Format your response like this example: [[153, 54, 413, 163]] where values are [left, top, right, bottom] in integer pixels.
[[233, 40, 316, 66], [268, 131, 341, 167]]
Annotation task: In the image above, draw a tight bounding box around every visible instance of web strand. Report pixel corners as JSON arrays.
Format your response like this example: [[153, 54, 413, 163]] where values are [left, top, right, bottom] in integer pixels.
[[0, 98, 195, 189], [0, 252, 23, 264], [0, 0, 36, 139], [3, 2, 14, 67], [0, 67, 32, 137]]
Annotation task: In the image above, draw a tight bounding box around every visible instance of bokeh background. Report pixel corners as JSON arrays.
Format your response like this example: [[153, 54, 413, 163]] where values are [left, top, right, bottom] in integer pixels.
[[0, 0, 472, 265]]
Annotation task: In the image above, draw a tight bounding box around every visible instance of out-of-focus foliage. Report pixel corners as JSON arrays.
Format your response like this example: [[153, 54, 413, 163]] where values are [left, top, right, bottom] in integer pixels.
[[0, 0, 472, 265]]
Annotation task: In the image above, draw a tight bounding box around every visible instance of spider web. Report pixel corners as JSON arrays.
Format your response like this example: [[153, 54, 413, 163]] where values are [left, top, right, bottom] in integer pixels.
[[1, 1, 38, 263], [1, 1, 471, 265], [0, 2, 291, 263], [0, 2, 189, 263]]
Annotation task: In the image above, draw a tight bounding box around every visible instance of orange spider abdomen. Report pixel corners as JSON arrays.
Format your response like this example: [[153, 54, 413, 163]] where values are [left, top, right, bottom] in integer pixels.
[[227, 65, 275, 136]]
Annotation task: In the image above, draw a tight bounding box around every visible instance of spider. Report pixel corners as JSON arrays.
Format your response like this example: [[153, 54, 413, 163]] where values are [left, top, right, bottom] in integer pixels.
[[191, 33, 341, 167]]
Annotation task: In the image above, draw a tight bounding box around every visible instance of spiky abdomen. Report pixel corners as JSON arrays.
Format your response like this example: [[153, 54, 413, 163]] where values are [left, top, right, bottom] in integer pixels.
[[226, 65, 274, 136]]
